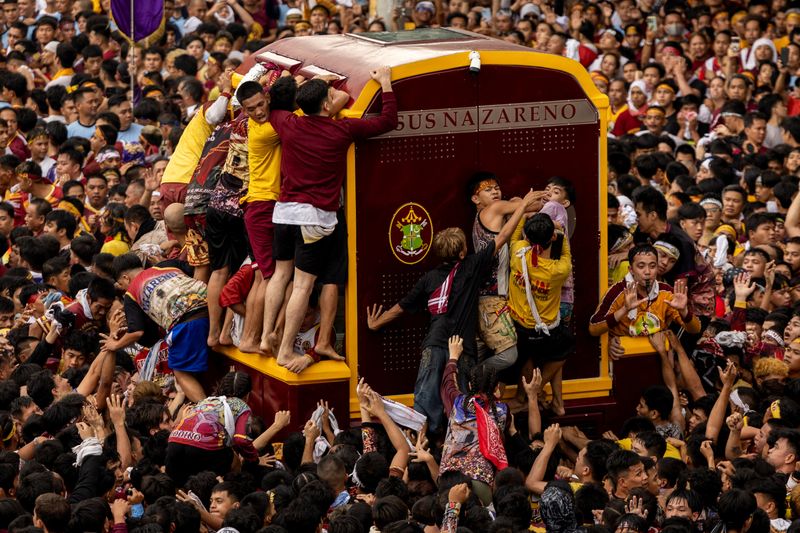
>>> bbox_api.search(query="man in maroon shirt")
[264,66,397,372]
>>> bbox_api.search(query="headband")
[656,83,676,94]
[654,240,680,260]
[646,107,666,116]
[610,232,634,254]
[700,198,723,209]
[763,329,785,346]
[2,424,14,442]
[473,179,498,195]
[294,21,311,30]
[590,71,609,84]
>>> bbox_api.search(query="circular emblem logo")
[389,202,433,265]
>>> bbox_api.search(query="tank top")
[472,212,509,297]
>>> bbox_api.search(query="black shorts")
[205,207,250,272]
[273,211,347,285]
[515,321,574,363]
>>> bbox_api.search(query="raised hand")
[544,423,561,447]
[624,281,647,312]
[273,410,291,429]
[726,412,743,432]
[522,368,542,397]
[666,278,688,312]
[719,360,738,388]
[108,394,126,427]
[448,336,463,361]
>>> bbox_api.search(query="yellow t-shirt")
[161,107,214,185]
[508,219,572,328]
[242,118,281,203]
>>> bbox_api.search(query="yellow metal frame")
[344,51,612,418]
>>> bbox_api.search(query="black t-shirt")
[399,241,496,357]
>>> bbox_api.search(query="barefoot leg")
[207,266,229,348]
[313,283,344,360]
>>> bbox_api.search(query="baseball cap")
[286,7,302,17]
[44,41,59,54]
[520,3,540,19]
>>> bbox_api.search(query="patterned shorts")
[185,229,209,267]
[478,295,517,353]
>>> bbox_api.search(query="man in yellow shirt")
[508,212,572,415]
[233,80,282,354]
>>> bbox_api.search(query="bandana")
[654,240,680,260]
[540,486,582,533]
[96,149,120,163]
[427,263,460,315]
[473,396,508,470]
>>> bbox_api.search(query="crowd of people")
[1,0,800,531]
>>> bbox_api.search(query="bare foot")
[207,332,221,348]
[219,331,233,346]
[278,352,313,373]
[259,331,279,356]
[550,400,566,417]
[238,340,267,355]
[313,343,345,361]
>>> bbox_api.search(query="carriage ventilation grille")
[377,135,457,164]
[500,126,577,154]
[380,271,426,373]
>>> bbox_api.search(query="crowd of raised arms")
[6,0,800,531]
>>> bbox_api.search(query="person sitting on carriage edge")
[367,189,540,435]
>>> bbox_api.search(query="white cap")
[44,41,59,54]
[286,7,302,17]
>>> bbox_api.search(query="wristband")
[734,301,747,309]
[447,502,461,512]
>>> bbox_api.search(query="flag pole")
[130,0,135,108]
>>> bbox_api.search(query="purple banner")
[111,0,164,42]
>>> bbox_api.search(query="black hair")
[373,496,409,530]
[634,430,667,458]
[718,488,757,531]
[641,385,674,421]
[216,371,252,398]
[605,450,643,486]
[111,252,143,280]
[43,210,76,240]
[633,185,668,220]
[296,79,330,116]
[522,213,555,249]
[236,80,264,104]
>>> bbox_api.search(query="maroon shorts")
[244,200,276,278]
[219,263,257,308]
[159,182,187,213]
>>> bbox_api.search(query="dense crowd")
[0,0,800,531]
